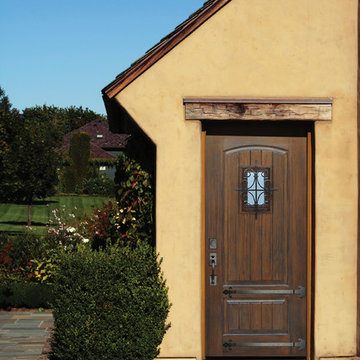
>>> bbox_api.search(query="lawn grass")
[0,195,114,234]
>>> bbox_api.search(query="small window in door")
[240,166,271,213]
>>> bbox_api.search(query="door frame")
[200,122,315,360]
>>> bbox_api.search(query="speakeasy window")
[235,164,276,218]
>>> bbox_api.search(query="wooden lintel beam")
[184,101,332,121]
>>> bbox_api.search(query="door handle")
[209,253,217,286]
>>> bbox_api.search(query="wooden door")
[205,135,307,358]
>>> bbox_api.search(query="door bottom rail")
[223,339,306,351]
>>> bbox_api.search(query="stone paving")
[0,311,53,360]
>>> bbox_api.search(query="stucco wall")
[113,0,358,359]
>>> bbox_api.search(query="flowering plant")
[0,232,56,284]
[114,152,154,246]
[46,205,89,249]
[79,201,116,248]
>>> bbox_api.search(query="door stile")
[306,131,313,360]
[202,131,206,360]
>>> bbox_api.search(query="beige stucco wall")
[113,0,358,359]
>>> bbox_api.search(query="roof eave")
[102,0,232,99]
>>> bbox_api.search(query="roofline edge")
[102,0,232,99]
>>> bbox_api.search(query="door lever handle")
[211,260,216,277]
[209,253,217,286]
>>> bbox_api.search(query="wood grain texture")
[185,102,332,121]
[205,135,307,358]
[224,300,288,334]
[223,147,288,284]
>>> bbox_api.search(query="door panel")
[205,136,307,358]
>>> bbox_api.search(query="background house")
[61,119,129,178]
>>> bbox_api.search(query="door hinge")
[223,338,305,351]
[223,286,306,298]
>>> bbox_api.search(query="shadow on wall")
[104,96,157,245]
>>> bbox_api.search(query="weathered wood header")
[183,98,332,121]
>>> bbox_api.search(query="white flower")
[82,238,89,243]
[67,227,76,233]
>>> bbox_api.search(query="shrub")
[51,242,170,360]
[0,204,88,286]
[0,232,52,284]
[75,173,115,196]
[79,201,116,249]
[0,282,54,308]
[45,206,88,250]
[114,153,154,246]
[0,232,58,308]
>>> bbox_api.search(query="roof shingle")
[61,119,129,159]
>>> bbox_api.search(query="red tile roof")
[61,119,129,159]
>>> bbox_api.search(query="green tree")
[60,105,106,133]
[0,86,11,114]
[0,103,61,225]
[0,86,11,154]
[21,104,106,135]
[0,87,15,197]
[61,132,91,192]
[0,86,105,224]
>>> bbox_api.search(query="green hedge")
[75,174,115,196]
[0,282,54,308]
[51,242,170,360]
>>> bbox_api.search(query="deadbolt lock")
[209,238,217,249]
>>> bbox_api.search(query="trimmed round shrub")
[51,242,171,360]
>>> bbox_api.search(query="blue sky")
[0,0,206,115]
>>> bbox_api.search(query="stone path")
[0,311,53,360]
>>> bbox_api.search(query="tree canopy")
[0,104,61,224]
[18,104,106,136]
[0,86,107,225]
